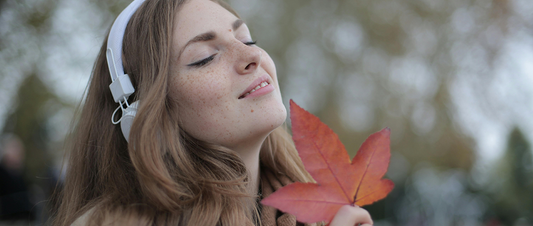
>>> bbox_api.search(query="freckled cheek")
[195,82,226,103]
[174,82,229,136]
[176,77,229,112]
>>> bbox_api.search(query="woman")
[53,0,373,225]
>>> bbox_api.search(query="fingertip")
[339,204,355,212]
[329,205,373,226]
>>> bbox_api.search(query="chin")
[262,99,287,133]
[269,110,287,132]
[246,99,286,138]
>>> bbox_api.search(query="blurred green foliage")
[489,128,533,223]
[3,74,58,186]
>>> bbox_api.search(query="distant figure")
[0,134,34,222]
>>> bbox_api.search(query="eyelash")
[244,41,257,46]
[188,54,216,67]
[187,40,257,68]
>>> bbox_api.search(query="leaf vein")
[353,144,377,203]
[311,136,351,202]
[355,186,382,203]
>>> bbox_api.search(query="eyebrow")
[232,19,244,31]
[178,19,245,59]
[187,32,217,46]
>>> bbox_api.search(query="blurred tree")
[0,72,67,223]
[0,0,65,222]
[1,73,61,187]
[489,128,533,224]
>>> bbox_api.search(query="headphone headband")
[106,0,146,142]
[106,0,145,103]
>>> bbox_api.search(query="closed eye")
[186,41,255,68]
[187,54,216,68]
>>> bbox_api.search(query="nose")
[235,44,262,75]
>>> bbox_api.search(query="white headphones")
[106,0,145,142]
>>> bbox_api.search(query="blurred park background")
[1,0,532,225]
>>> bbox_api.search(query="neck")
[243,149,261,196]
[232,139,264,196]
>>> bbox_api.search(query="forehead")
[174,0,238,48]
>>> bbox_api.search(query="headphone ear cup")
[120,101,139,142]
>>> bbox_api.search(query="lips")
[239,74,272,99]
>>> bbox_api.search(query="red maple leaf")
[261,100,394,224]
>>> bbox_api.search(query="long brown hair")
[52,0,312,225]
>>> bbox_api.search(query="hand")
[329,205,373,226]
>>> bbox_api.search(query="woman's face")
[169,0,286,151]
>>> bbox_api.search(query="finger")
[329,205,373,226]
